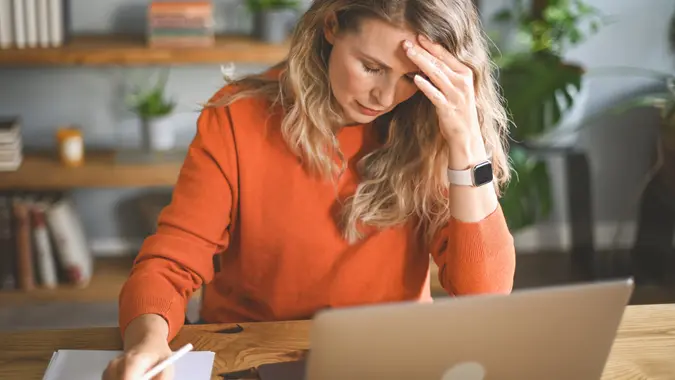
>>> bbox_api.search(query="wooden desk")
[2,304,675,380]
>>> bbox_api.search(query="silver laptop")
[258,278,634,380]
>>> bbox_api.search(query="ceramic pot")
[140,115,175,151]
[253,9,295,44]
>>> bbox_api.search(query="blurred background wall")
[0,0,671,256]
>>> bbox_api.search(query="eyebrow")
[359,51,418,76]
[360,52,392,69]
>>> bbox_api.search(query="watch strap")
[447,159,493,187]
[447,167,475,186]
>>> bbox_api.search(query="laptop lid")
[292,278,633,380]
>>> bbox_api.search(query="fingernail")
[404,43,416,56]
[403,40,413,49]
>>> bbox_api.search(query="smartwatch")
[447,160,493,187]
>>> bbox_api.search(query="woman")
[104,0,515,378]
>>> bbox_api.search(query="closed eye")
[362,63,383,75]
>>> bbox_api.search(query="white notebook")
[42,349,216,380]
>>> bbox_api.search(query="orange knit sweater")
[118,83,516,342]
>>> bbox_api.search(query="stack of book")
[0,117,22,171]
[147,0,215,48]
[0,0,66,50]
[0,193,94,292]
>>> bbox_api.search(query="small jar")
[56,127,84,167]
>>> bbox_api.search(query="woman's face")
[325,16,421,125]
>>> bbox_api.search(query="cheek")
[344,67,374,97]
[329,52,372,100]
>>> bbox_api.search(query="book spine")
[0,0,12,49]
[47,0,62,47]
[32,203,58,289]
[13,198,35,291]
[0,195,16,290]
[46,198,92,287]
[24,0,37,47]
[11,0,25,49]
[36,0,49,47]
[147,0,214,47]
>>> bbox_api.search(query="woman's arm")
[118,102,239,343]
[403,36,516,295]
[430,204,515,296]
[429,133,515,296]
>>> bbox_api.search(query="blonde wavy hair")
[210,0,510,245]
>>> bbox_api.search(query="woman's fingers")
[403,40,457,101]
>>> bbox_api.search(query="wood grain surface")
[0,151,183,190]
[1,304,675,380]
[0,35,289,66]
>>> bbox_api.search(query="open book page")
[43,349,215,380]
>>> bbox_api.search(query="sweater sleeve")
[118,104,238,342]
[430,204,516,296]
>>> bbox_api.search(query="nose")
[372,78,397,109]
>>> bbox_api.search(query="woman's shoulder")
[209,65,283,106]
[199,66,285,140]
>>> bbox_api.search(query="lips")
[356,102,385,117]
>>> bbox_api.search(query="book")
[45,197,93,287]
[42,349,216,380]
[11,0,25,48]
[0,117,23,171]
[12,198,35,291]
[24,0,38,47]
[47,0,64,47]
[31,201,59,289]
[0,0,12,49]
[147,0,215,48]
[37,0,50,47]
[0,195,16,290]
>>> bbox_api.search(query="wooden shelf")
[0,34,290,66]
[0,256,202,306]
[0,150,184,190]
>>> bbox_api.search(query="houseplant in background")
[246,0,300,44]
[600,70,675,282]
[491,0,605,231]
[556,8,675,282]
[126,69,176,153]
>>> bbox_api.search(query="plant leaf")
[500,146,552,231]
[499,53,584,142]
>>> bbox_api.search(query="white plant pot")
[141,115,175,151]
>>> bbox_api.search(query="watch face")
[472,161,493,186]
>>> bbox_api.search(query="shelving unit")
[0,15,292,301]
[0,256,203,306]
[0,150,184,190]
[0,34,290,66]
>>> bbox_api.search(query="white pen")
[139,343,194,380]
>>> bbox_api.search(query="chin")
[349,113,377,124]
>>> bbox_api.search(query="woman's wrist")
[123,314,170,351]
[443,131,498,222]
[445,132,489,171]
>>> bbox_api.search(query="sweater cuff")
[118,283,187,343]
[447,204,514,262]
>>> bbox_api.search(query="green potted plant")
[246,0,300,44]
[126,69,176,152]
[491,0,606,231]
